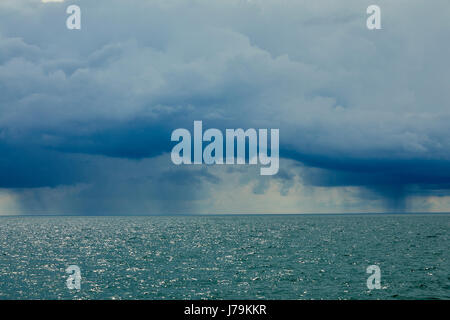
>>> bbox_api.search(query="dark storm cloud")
[288,151,450,211]
[285,149,450,186]
[1,0,450,213]
[47,119,172,159]
[0,142,89,188]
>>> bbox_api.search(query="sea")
[0,214,448,300]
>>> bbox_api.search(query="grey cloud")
[0,0,449,213]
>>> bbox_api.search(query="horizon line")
[1,212,450,217]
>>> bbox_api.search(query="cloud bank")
[1,0,450,214]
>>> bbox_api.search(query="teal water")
[0,214,448,300]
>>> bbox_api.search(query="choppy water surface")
[0,214,448,299]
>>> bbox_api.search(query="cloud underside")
[1,0,450,214]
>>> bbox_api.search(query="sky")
[0,0,450,215]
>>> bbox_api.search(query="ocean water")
[0,214,448,300]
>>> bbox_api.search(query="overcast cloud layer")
[1,0,450,214]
